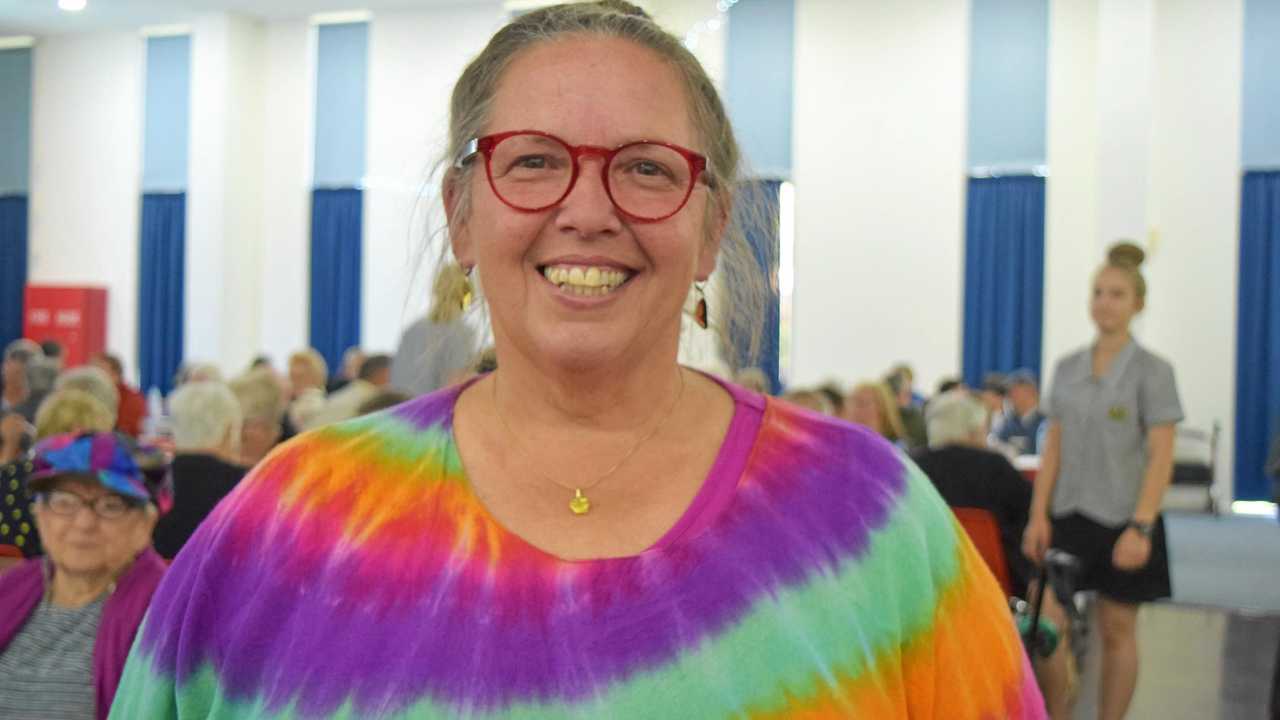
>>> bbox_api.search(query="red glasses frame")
[454,130,711,223]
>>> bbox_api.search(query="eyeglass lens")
[487,134,694,220]
[43,490,132,519]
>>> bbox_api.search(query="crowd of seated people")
[0,329,490,715]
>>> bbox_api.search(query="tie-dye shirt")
[111,378,1045,719]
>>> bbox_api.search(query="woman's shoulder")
[1129,340,1176,375]
[1053,345,1092,371]
[201,385,467,537]
[749,398,959,554]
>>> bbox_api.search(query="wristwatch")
[1126,519,1154,538]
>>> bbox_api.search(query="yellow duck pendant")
[569,488,591,516]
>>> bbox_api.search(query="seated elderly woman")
[228,368,286,467]
[152,381,247,559]
[910,390,1072,720]
[1,342,47,425]
[0,432,170,720]
[112,3,1044,718]
[0,388,118,569]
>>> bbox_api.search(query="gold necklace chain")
[491,368,687,516]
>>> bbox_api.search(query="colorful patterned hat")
[27,432,174,515]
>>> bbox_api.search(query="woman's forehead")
[488,36,695,147]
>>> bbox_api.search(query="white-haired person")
[1,341,46,424]
[111,3,1044,717]
[152,382,247,560]
[228,368,286,467]
[912,390,1072,719]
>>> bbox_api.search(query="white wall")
[1043,0,1103,371]
[186,13,266,375]
[791,0,970,391]
[361,4,503,356]
[27,32,144,381]
[1143,0,1243,502]
[256,19,313,367]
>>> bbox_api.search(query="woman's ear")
[444,171,475,268]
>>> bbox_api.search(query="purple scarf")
[0,548,167,720]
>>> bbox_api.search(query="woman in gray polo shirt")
[1022,242,1182,720]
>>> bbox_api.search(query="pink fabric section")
[650,378,766,550]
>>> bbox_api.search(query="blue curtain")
[1235,171,1280,501]
[728,180,781,393]
[962,175,1046,388]
[0,195,27,350]
[137,193,185,395]
[310,188,362,372]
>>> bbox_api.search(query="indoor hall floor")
[1071,602,1279,719]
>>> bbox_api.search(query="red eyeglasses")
[454,130,711,222]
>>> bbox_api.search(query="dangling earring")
[457,266,474,312]
[693,283,708,329]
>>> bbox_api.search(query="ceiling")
[0,0,500,36]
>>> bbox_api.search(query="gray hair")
[3,339,40,362]
[439,0,768,368]
[54,366,119,421]
[169,381,244,453]
[229,368,286,425]
[925,391,989,448]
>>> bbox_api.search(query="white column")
[1143,0,1243,505]
[362,4,502,356]
[187,13,267,375]
[256,19,314,366]
[1043,0,1102,370]
[791,0,970,391]
[1095,0,1155,245]
[27,33,144,380]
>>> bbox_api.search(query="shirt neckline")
[443,370,766,564]
[1088,337,1138,385]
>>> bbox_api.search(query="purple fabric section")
[91,433,117,474]
[0,560,44,648]
[139,383,909,715]
[0,549,168,720]
[93,548,167,719]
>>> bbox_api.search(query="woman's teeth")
[542,265,630,296]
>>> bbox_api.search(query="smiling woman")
[109,3,1045,718]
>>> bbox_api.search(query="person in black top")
[153,381,248,559]
[912,389,1073,719]
[911,390,1033,596]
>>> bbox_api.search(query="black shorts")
[1050,513,1171,604]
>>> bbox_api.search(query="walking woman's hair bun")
[1100,240,1148,308]
[1107,241,1146,269]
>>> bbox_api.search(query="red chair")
[952,507,1012,596]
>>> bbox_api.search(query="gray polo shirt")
[1045,339,1183,526]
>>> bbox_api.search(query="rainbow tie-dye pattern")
[111,381,1045,719]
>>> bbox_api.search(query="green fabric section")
[320,414,465,481]
[117,461,968,719]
